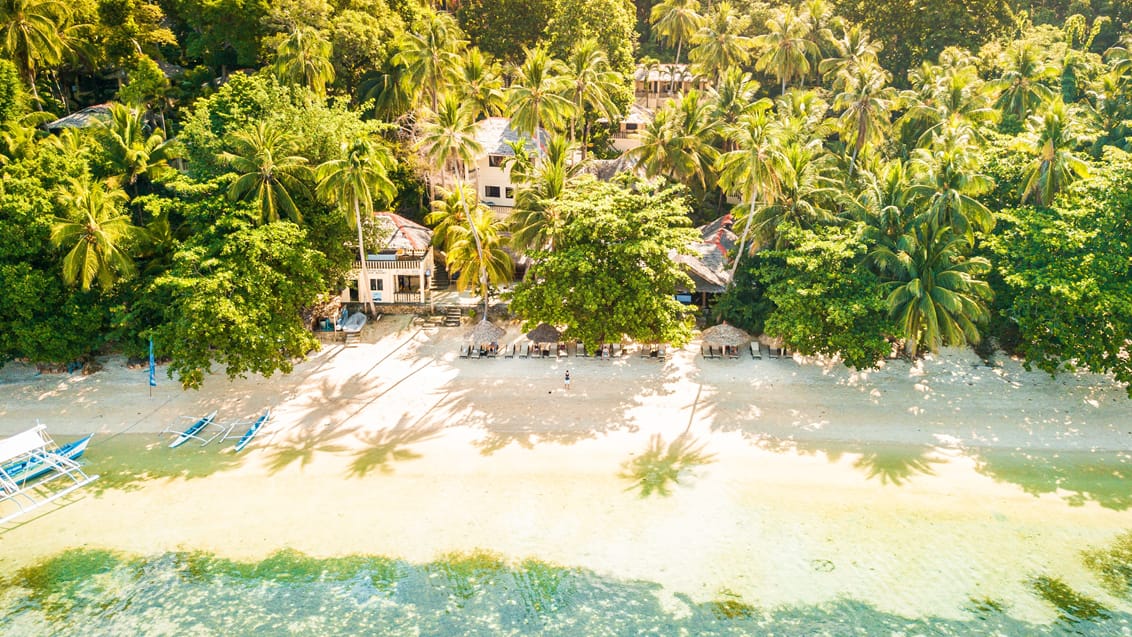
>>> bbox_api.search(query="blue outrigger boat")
[232,409,270,453]
[0,433,94,485]
[167,410,219,448]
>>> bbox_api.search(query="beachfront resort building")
[672,215,738,307]
[633,63,705,104]
[607,103,653,153]
[471,117,549,212]
[341,212,435,306]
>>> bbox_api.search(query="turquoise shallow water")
[2,545,1131,636]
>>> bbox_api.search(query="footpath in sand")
[1,316,1131,623]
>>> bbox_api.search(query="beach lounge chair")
[612,343,622,358]
[504,344,516,358]
[640,345,652,359]
[470,347,481,359]
[520,343,530,358]
[750,342,762,359]
[768,347,780,359]
[459,345,469,359]
[701,344,710,358]
[576,341,587,357]
[657,345,667,361]
[558,342,569,358]
[727,345,739,359]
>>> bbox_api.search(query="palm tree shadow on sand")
[852,447,945,486]
[620,433,716,497]
[265,423,361,474]
[347,419,443,478]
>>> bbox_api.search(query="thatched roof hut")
[526,323,562,343]
[701,322,751,346]
[466,320,505,345]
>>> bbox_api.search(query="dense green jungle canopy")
[0,0,1128,394]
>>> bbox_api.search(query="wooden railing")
[392,292,424,303]
[357,258,427,271]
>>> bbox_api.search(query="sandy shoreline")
[0,316,1128,452]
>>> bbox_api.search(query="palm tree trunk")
[458,168,491,320]
[355,198,374,315]
[672,42,683,94]
[728,196,757,285]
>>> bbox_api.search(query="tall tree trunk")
[459,168,491,321]
[672,42,683,94]
[728,196,757,285]
[355,198,374,315]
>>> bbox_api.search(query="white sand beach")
[1,317,1131,623]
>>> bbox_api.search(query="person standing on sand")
[564,370,571,391]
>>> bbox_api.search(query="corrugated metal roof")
[474,117,549,157]
[44,104,113,130]
[375,212,432,252]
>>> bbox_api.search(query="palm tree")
[899,61,998,146]
[716,104,781,282]
[908,127,995,245]
[834,62,896,175]
[445,200,513,310]
[507,46,572,139]
[509,135,580,252]
[316,137,397,314]
[989,42,1055,122]
[424,184,473,251]
[753,6,819,94]
[1020,97,1089,206]
[393,11,463,112]
[875,224,992,357]
[0,0,68,104]
[51,176,146,291]
[818,24,881,89]
[688,2,753,85]
[650,0,703,89]
[99,103,178,196]
[564,39,621,158]
[274,27,335,97]
[708,68,761,135]
[845,158,916,271]
[458,47,504,121]
[627,90,718,191]
[639,56,662,109]
[747,140,840,248]
[415,92,482,190]
[219,122,314,224]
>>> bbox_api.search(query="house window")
[485,185,501,198]
[625,123,638,132]
[370,279,383,291]
[505,187,514,199]
[488,155,505,167]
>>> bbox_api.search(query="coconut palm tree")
[51,176,146,291]
[1020,97,1089,206]
[845,158,916,272]
[818,24,881,90]
[507,46,572,140]
[899,61,998,146]
[716,103,782,282]
[747,140,839,248]
[393,10,463,112]
[650,0,703,90]
[908,126,994,244]
[708,68,762,134]
[0,0,68,104]
[509,135,579,252]
[753,6,819,94]
[274,26,335,97]
[425,184,474,251]
[628,90,718,191]
[834,62,896,175]
[875,224,992,357]
[989,42,1055,122]
[458,47,504,121]
[219,122,314,224]
[415,92,482,191]
[563,39,621,158]
[445,200,513,310]
[99,103,178,196]
[688,2,753,85]
[316,137,397,314]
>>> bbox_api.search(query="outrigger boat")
[164,410,220,448]
[229,409,271,453]
[0,434,93,486]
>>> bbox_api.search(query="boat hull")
[1,434,93,484]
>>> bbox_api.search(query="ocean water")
[2,435,1132,636]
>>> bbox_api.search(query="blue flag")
[148,337,157,387]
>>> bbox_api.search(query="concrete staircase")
[443,306,462,327]
[430,262,451,290]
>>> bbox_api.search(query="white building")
[608,103,653,153]
[471,117,548,211]
[341,212,434,305]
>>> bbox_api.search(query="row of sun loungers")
[460,342,663,360]
[697,343,794,360]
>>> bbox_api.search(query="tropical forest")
[0,0,1129,395]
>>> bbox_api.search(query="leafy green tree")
[328,8,402,89]
[650,0,702,76]
[547,0,637,79]
[152,219,328,389]
[164,0,268,72]
[95,0,177,68]
[986,150,1132,395]
[455,0,551,65]
[316,136,397,314]
[747,140,839,248]
[507,46,572,138]
[273,26,335,97]
[875,223,992,357]
[759,224,893,369]
[0,0,69,103]
[688,2,753,84]
[219,121,314,224]
[1020,97,1090,206]
[753,6,819,93]
[51,176,147,291]
[510,176,698,349]
[393,9,463,111]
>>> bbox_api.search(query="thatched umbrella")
[526,322,562,343]
[466,320,505,346]
[701,321,751,347]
